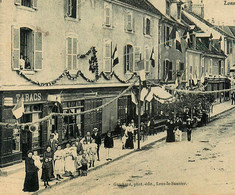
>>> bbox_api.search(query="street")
[42,109,235,195]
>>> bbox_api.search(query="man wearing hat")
[47,133,58,154]
[91,128,102,161]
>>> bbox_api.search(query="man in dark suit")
[91,128,102,161]
[47,134,58,154]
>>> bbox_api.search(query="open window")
[15,0,37,9]
[124,44,134,72]
[163,60,173,81]
[12,26,43,71]
[65,0,81,20]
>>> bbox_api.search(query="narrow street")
[42,109,235,195]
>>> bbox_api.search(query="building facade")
[0,0,160,167]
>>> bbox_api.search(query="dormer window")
[166,1,171,16]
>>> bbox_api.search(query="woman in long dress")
[64,143,76,177]
[54,145,65,180]
[166,119,175,142]
[125,123,134,149]
[23,151,39,192]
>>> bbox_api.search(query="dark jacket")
[25,157,38,173]
[92,133,102,145]
[104,136,114,148]
[76,142,83,154]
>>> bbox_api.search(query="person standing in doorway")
[91,128,102,161]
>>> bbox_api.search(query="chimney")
[209,33,213,51]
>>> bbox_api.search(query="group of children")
[31,138,99,188]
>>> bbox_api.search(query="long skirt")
[64,156,76,173]
[125,132,134,149]
[166,129,175,142]
[54,159,65,175]
[23,171,39,192]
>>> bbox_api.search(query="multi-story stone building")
[0,0,161,167]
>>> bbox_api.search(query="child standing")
[42,158,50,188]
[80,153,88,176]
[54,145,64,180]
[104,132,114,161]
[90,139,97,167]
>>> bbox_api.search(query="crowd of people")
[23,128,112,192]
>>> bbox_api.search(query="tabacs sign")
[15,93,44,103]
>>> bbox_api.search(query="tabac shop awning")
[145,87,174,104]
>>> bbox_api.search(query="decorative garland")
[17,69,137,86]
[0,78,138,128]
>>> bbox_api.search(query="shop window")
[12,128,20,152]
[62,101,83,141]
[14,0,37,9]
[118,97,128,122]
[84,99,102,135]
[124,44,134,72]
[104,40,112,72]
[104,2,112,27]
[12,27,42,71]
[66,37,78,70]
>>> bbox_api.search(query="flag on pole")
[200,74,205,84]
[175,77,178,88]
[165,73,168,83]
[150,47,155,67]
[131,91,138,105]
[140,88,149,101]
[12,97,24,119]
[112,44,119,67]
[145,90,153,102]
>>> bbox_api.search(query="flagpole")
[137,76,141,150]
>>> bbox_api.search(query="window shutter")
[150,19,153,36]
[14,0,21,5]
[163,25,166,46]
[163,60,166,80]
[124,12,127,31]
[34,32,43,71]
[77,0,81,20]
[11,26,20,70]
[134,46,141,72]
[72,38,77,70]
[143,17,146,35]
[66,37,72,70]
[124,45,127,72]
[104,41,111,72]
[133,17,135,32]
[127,13,132,31]
[32,0,37,9]
[65,0,72,17]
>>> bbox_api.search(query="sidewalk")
[0,100,234,195]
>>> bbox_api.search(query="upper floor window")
[12,26,42,71]
[65,0,80,20]
[227,40,233,54]
[201,58,205,75]
[143,17,152,36]
[144,46,150,72]
[14,0,37,9]
[166,1,171,16]
[164,25,171,46]
[163,60,173,81]
[104,3,112,27]
[124,11,134,32]
[66,37,78,70]
[104,40,112,72]
[124,44,133,72]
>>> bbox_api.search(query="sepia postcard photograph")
[0,0,235,194]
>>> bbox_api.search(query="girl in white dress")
[64,143,76,177]
[32,150,42,179]
[90,139,97,167]
[54,145,65,180]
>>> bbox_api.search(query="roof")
[182,9,235,39]
[228,26,235,37]
[116,0,163,16]
[217,26,235,38]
